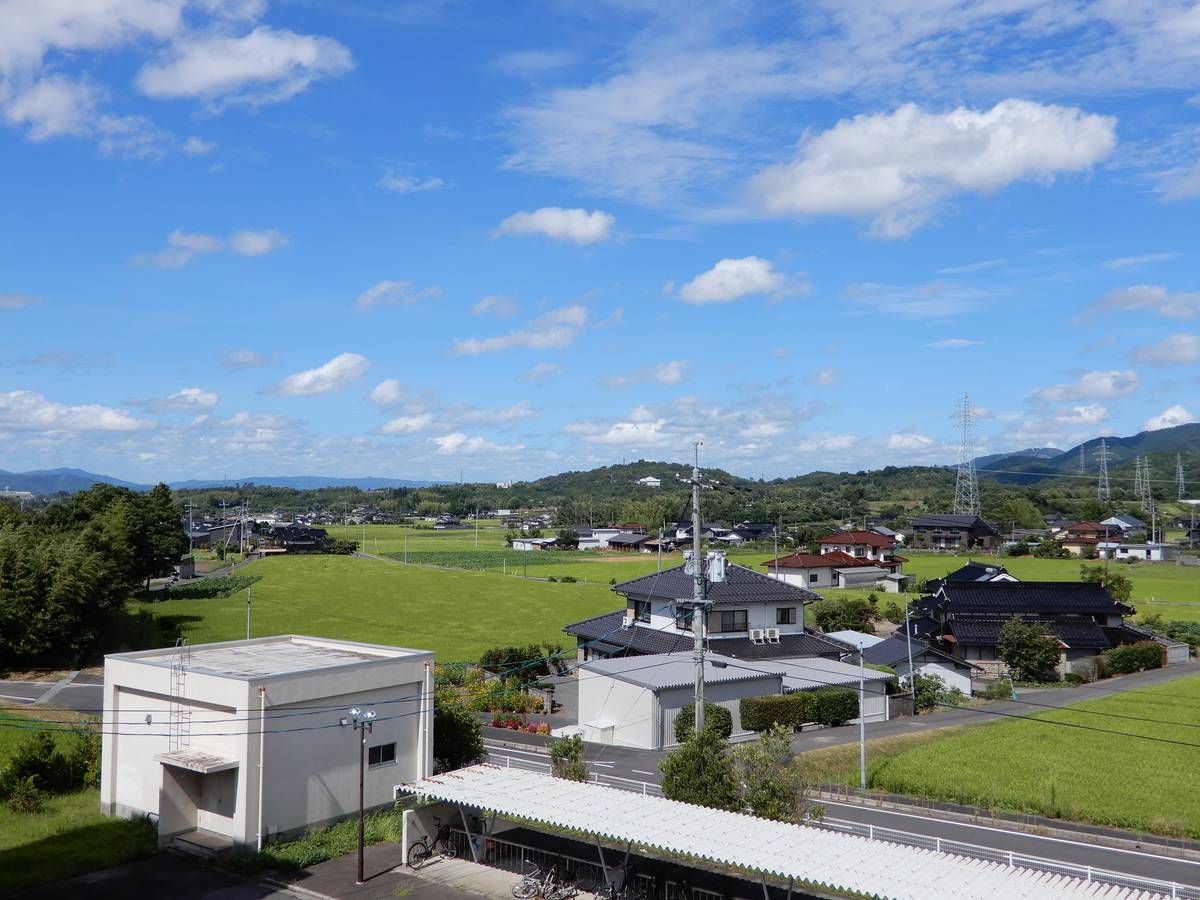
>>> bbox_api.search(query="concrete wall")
[892,659,973,695]
[578,674,656,749]
[657,676,782,747]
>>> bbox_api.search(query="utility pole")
[246,585,252,640]
[1096,439,1111,502]
[903,592,915,694]
[773,524,779,581]
[690,441,707,737]
[857,645,867,790]
[344,706,376,885]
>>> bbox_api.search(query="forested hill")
[983,422,1200,483]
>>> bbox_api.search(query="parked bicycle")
[406,817,457,869]
[512,861,585,899]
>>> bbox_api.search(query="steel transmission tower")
[1078,445,1087,474]
[1096,439,1112,501]
[1139,456,1154,510]
[952,394,981,517]
[1133,456,1144,497]
[1178,453,1187,501]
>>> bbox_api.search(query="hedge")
[674,703,733,743]
[1103,641,1163,675]
[739,694,814,732]
[811,687,858,726]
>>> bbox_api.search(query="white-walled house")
[817,530,899,562]
[1097,542,1175,562]
[564,563,849,662]
[762,550,908,593]
[636,476,662,488]
[101,636,433,853]
[860,635,979,695]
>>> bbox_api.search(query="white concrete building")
[101,636,433,852]
[1097,541,1175,562]
[636,476,661,488]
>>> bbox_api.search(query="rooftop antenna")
[1095,439,1112,501]
[952,393,981,517]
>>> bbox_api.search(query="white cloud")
[844,281,983,319]
[183,135,216,156]
[522,362,563,382]
[754,100,1116,238]
[219,348,275,370]
[450,401,538,425]
[0,390,151,432]
[160,386,219,410]
[432,432,523,455]
[471,295,519,318]
[0,292,39,310]
[1144,404,1198,431]
[377,171,447,194]
[605,360,689,389]
[937,259,1006,275]
[136,26,353,108]
[228,228,287,256]
[885,432,933,451]
[925,338,983,349]
[133,228,285,267]
[382,414,435,435]
[367,379,406,407]
[355,280,442,313]
[1034,370,1140,402]
[1132,333,1200,366]
[1080,285,1200,321]
[276,352,369,396]
[803,367,837,386]
[497,207,614,245]
[492,49,578,78]
[564,418,674,448]
[452,305,589,355]
[1055,404,1108,426]
[1156,162,1200,202]
[1102,252,1178,270]
[677,257,789,304]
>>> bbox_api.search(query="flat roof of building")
[580,651,780,691]
[106,635,429,680]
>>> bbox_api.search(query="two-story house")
[563,563,848,662]
[761,549,908,592]
[816,530,898,562]
[909,514,1001,551]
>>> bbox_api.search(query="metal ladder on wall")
[168,638,192,752]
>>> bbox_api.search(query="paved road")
[15,853,297,900]
[0,672,103,713]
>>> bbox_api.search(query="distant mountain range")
[0,469,437,495]
[3,422,1198,497]
[980,422,1200,484]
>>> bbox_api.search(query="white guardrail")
[486,751,1200,900]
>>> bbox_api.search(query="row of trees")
[0,484,188,667]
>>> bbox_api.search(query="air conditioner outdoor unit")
[621,612,635,629]
[750,628,765,644]
[765,627,781,643]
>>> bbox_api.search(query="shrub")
[0,731,74,797]
[559,576,577,583]
[740,694,813,732]
[674,703,733,743]
[980,678,1014,700]
[1063,672,1086,685]
[1103,641,1163,675]
[911,671,963,712]
[6,775,44,813]
[810,688,858,726]
[660,731,740,811]
[549,734,588,781]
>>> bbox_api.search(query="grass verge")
[224,810,405,877]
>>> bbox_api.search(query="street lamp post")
[342,706,377,884]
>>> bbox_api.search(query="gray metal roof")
[612,563,821,605]
[580,651,782,691]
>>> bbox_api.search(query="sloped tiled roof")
[818,530,895,548]
[861,635,979,669]
[612,563,821,605]
[934,581,1132,616]
[948,617,1111,649]
[910,514,999,534]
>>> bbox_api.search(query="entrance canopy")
[155,749,239,775]
[398,765,1162,900]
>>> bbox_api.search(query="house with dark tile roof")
[562,562,848,663]
[911,580,1140,678]
[909,514,1001,551]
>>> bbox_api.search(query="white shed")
[100,635,434,853]
[861,635,979,696]
[576,652,782,749]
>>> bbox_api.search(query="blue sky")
[2,1,1199,483]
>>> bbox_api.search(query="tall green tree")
[997,617,1060,682]
[659,731,739,811]
[732,724,814,823]
[549,734,588,782]
[1079,564,1132,602]
[433,704,484,773]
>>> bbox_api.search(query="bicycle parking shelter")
[396,764,1174,900]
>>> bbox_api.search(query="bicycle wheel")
[407,842,432,869]
[438,839,458,859]
[512,879,540,899]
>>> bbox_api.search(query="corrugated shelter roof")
[397,766,1161,900]
[612,563,820,605]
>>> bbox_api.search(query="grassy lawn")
[0,710,156,894]
[138,554,618,662]
[799,674,1200,837]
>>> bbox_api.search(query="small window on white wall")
[368,742,396,767]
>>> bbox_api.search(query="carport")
[396,765,1156,900]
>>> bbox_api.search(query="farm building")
[100,636,434,854]
[510,536,557,551]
